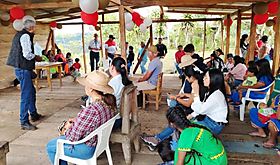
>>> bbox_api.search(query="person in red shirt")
[175,45,185,78]
[71,58,81,81]
[72,58,81,71]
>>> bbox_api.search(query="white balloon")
[144,17,152,27]
[13,19,24,31]
[125,12,132,23]
[139,23,147,33]
[79,0,99,14]
[125,22,134,31]
[22,15,36,23]
[1,12,10,21]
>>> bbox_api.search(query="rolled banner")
[13,19,24,31]
[79,0,99,14]
[1,11,10,21]
[143,17,152,27]
[125,21,134,31]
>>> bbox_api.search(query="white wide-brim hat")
[178,55,197,68]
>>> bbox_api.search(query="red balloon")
[223,18,233,26]
[268,1,278,14]
[49,21,57,28]
[81,11,98,25]
[132,12,141,22]
[134,18,144,26]
[254,13,269,24]
[10,7,25,19]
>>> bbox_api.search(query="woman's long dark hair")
[166,106,216,138]
[256,59,274,81]
[233,55,243,67]
[240,34,248,47]
[95,90,117,111]
[206,69,227,101]
[184,65,207,101]
[111,57,132,86]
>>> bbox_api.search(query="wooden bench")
[142,73,163,110]
[0,141,9,165]
[110,84,140,165]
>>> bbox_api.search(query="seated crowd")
[45,39,279,165]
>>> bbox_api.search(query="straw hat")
[178,55,197,68]
[77,70,114,94]
[147,45,158,54]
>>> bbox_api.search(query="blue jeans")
[140,60,147,74]
[15,68,38,124]
[196,116,225,135]
[46,136,96,165]
[175,63,183,76]
[127,61,132,74]
[155,126,175,142]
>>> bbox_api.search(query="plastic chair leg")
[142,93,146,109]
[133,137,140,153]
[106,147,113,165]
[240,98,246,121]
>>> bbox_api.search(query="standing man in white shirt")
[88,33,101,71]
[6,19,43,130]
[105,35,117,65]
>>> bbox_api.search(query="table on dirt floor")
[35,62,63,91]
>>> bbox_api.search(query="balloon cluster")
[125,11,152,33]
[0,7,36,31]
[253,1,279,25]
[79,0,110,26]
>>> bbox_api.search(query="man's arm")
[138,71,152,82]
[20,34,35,60]
[164,45,167,56]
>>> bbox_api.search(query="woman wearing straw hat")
[46,70,117,165]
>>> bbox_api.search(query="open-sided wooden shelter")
[0,0,279,89]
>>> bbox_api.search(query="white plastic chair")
[239,81,274,121]
[54,114,120,165]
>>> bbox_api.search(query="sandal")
[262,142,275,148]
[248,132,267,138]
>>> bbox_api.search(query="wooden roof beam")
[166,10,230,15]
[0,2,77,10]
[230,5,252,17]
[168,4,249,9]
[35,7,80,20]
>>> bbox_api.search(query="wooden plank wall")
[0,23,50,89]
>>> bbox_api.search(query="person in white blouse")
[88,33,101,71]
[187,69,228,135]
[108,57,132,129]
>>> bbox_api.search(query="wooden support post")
[203,21,207,58]
[247,7,256,63]
[119,5,126,61]
[82,24,87,73]
[51,29,56,55]
[150,25,153,45]
[133,38,151,74]
[272,0,280,76]
[225,14,231,58]
[221,20,224,53]
[45,29,52,51]
[235,10,242,56]
[99,23,104,59]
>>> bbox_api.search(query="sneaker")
[21,122,37,130]
[146,143,157,151]
[140,136,159,147]
[31,114,44,122]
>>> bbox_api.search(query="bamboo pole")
[82,24,87,73]
[221,20,224,53]
[235,10,242,56]
[272,0,280,76]
[150,25,153,45]
[203,21,207,58]
[225,14,231,58]
[45,29,52,51]
[119,5,127,61]
[247,7,256,63]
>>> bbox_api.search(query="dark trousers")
[90,51,100,71]
[108,53,114,65]
[15,68,38,124]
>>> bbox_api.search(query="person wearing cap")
[156,37,167,58]
[6,19,43,130]
[105,35,117,64]
[88,33,101,71]
[135,45,163,91]
[46,70,117,165]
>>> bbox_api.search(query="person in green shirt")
[267,67,280,106]
[166,106,227,165]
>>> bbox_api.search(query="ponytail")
[111,57,132,86]
[95,90,117,111]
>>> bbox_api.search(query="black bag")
[157,137,174,163]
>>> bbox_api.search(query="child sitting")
[70,58,81,81]
[231,66,258,105]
